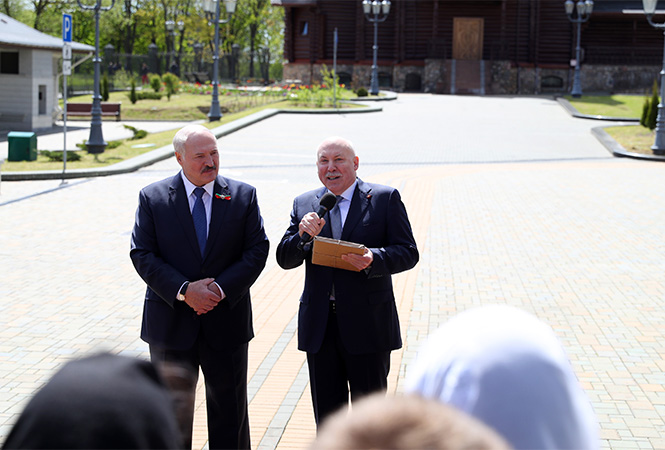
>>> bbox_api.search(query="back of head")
[2,353,181,449]
[311,393,511,450]
[405,305,599,450]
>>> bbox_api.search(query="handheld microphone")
[297,192,338,250]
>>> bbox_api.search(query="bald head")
[316,136,359,195]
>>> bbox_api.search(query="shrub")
[137,91,163,100]
[40,150,81,162]
[76,140,122,151]
[162,72,180,100]
[356,87,368,97]
[641,96,649,128]
[123,124,148,140]
[129,78,137,104]
[101,73,109,102]
[321,64,341,104]
[149,74,162,93]
[647,79,660,131]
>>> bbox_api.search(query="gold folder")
[311,236,367,272]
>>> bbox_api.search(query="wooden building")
[271,0,664,95]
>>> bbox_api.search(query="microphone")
[297,192,338,250]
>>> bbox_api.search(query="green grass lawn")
[566,94,659,156]
[604,125,656,156]
[63,90,286,121]
[565,94,645,118]
[5,91,366,172]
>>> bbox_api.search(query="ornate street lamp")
[643,0,665,155]
[564,0,593,98]
[203,0,236,121]
[165,19,184,73]
[77,0,115,154]
[362,0,390,95]
[193,42,204,72]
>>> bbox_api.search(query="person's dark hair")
[2,353,182,449]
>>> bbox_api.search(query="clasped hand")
[184,278,222,315]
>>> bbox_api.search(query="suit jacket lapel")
[342,179,372,240]
[169,174,201,258]
[205,176,231,259]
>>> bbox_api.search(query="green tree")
[129,76,137,104]
[647,80,660,131]
[641,96,649,128]
[101,73,110,101]
[232,0,283,79]
[162,72,179,100]
[150,73,162,93]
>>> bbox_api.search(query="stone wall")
[283,61,661,95]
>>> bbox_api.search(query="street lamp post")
[165,19,184,73]
[203,0,236,121]
[362,0,390,96]
[193,42,204,72]
[643,0,665,155]
[564,0,593,98]
[77,0,115,154]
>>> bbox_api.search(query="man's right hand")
[298,212,326,239]
[184,278,221,315]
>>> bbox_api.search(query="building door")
[38,85,47,115]
[452,18,485,94]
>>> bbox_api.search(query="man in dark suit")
[130,124,269,449]
[276,136,419,427]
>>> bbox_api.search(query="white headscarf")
[405,305,599,450]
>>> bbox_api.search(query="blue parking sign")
[62,14,72,42]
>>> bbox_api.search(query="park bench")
[184,72,209,84]
[65,102,121,121]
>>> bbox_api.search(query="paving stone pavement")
[1,94,664,449]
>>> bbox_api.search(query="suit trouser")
[150,332,250,450]
[306,301,391,428]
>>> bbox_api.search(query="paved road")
[1,94,664,449]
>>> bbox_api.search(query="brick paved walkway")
[1,94,664,449]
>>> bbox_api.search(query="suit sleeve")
[130,189,184,309]
[214,187,269,309]
[366,189,419,278]
[276,198,308,270]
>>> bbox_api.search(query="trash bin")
[8,131,37,161]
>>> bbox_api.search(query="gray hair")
[173,124,213,155]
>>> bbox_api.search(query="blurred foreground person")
[406,305,599,450]
[311,392,511,449]
[2,353,181,449]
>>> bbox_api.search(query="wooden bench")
[65,102,121,121]
[185,72,209,84]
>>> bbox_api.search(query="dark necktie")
[192,187,207,256]
[330,196,343,240]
